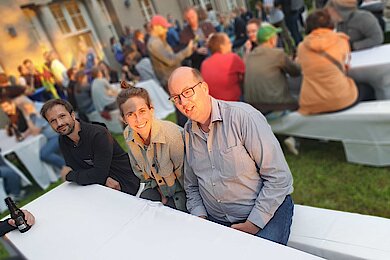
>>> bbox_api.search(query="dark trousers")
[207,195,294,245]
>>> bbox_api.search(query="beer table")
[349,44,390,100]
[0,129,58,190]
[5,183,320,260]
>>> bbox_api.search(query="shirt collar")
[190,96,222,135]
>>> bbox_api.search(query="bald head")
[168,66,211,125]
[168,67,202,91]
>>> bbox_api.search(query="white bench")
[268,101,390,166]
[289,205,390,259]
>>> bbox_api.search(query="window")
[64,1,87,30]
[138,0,156,21]
[49,3,71,34]
[227,0,237,11]
[49,1,88,35]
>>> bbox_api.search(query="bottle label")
[17,223,27,230]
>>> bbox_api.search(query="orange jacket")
[297,28,358,115]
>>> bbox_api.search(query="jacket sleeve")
[66,131,113,185]
[0,219,16,236]
[147,38,192,67]
[352,12,384,50]
[281,52,301,77]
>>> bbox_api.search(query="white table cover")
[5,183,320,260]
[268,101,390,166]
[0,130,58,189]
[289,205,390,260]
[349,44,390,100]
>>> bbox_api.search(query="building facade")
[0,0,246,76]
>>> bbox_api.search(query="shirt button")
[217,200,221,203]
[212,183,215,186]
[211,165,215,169]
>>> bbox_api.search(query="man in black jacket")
[40,99,140,195]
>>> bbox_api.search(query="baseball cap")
[150,15,172,28]
[257,25,282,44]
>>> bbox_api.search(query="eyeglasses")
[168,82,202,104]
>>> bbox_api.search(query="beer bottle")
[12,125,24,142]
[4,197,31,233]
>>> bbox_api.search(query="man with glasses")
[167,66,294,245]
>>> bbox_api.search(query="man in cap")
[168,66,294,245]
[147,15,194,90]
[327,0,383,50]
[244,24,301,108]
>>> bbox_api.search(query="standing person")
[327,0,384,50]
[134,30,148,57]
[201,33,245,101]
[147,15,193,89]
[117,86,186,211]
[232,8,248,49]
[167,67,294,245]
[275,0,304,45]
[180,7,216,70]
[297,9,359,115]
[40,99,140,195]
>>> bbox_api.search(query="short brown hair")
[305,9,334,34]
[40,99,74,121]
[207,32,228,54]
[247,18,261,27]
[117,84,152,117]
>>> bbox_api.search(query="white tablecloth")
[349,44,390,99]
[0,130,58,189]
[289,205,390,259]
[5,183,320,260]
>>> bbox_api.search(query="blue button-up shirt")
[183,97,293,228]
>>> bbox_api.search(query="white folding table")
[5,183,320,260]
[0,129,58,190]
[349,44,390,100]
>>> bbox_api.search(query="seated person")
[1,99,66,173]
[0,209,35,236]
[74,70,100,123]
[200,33,245,102]
[297,9,359,115]
[327,0,383,50]
[90,68,123,133]
[117,86,186,211]
[244,25,301,109]
[40,99,140,195]
[0,157,24,201]
[243,18,261,56]
[97,61,119,84]
[168,67,294,245]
